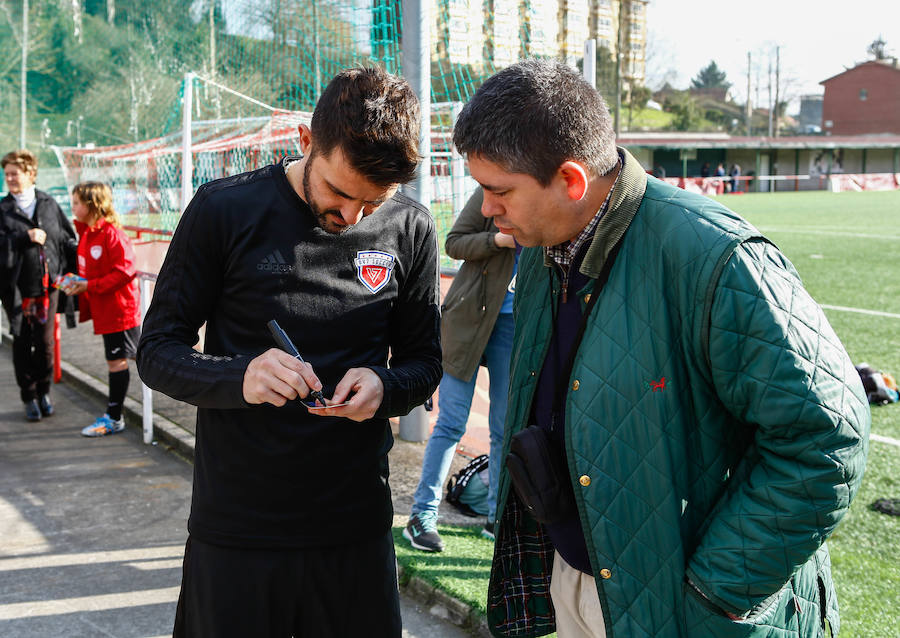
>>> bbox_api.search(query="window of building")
[859,88,868,101]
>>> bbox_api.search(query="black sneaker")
[403,511,445,552]
[481,521,495,541]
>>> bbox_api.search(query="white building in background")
[491,0,523,67]
[561,0,590,66]
[442,0,485,65]
[434,0,648,86]
[527,0,560,59]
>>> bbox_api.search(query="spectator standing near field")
[0,149,77,422]
[452,59,869,638]
[730,163,742,193]
[405,187,518,551]
[714,162,727,192]
[62,182,141,437]
[137,67,441,638]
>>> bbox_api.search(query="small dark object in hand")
[871,498,900,516]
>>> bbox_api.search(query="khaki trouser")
[550,550,607,638]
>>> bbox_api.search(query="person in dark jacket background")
[404,187,517,552]
[137,67,441,638]
[0,149,77,422]
[453,60,869,638]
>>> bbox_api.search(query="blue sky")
[645,0,900,112]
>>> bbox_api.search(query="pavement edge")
[399,567,493,638]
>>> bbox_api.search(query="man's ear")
[297,124,313,155]
[558,161,589,201]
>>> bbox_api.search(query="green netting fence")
[45,0,515,264]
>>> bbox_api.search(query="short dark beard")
[302,151,347,234]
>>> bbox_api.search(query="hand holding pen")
[240,321,326,408]
[267,320,326,407]
[243,320,385,421]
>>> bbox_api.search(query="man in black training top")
[137,67,442,638]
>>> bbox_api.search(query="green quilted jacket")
[487,149,870,638]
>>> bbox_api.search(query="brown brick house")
[820,60,900,135]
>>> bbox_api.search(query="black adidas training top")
[137,160,442,548]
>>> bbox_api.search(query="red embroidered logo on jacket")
[649,377,666,392]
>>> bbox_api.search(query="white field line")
[756,227,900,241]
[820,304,900,320]
[871,433,900,448]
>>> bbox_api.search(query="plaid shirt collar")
[546,154,622,271]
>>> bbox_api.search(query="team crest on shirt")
[90,245,102,260]
[354,250,396,294]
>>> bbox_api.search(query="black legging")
[12,289,58,402]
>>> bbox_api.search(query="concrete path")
[0,345,474,637]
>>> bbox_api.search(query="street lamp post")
[20,0,28,148]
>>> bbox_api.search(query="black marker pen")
[267,319,327,406]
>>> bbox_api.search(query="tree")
[625,85,652,129]
[867,36,888,60]
[691,60,731,90]
[667,92,702,131]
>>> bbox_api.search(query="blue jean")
[411,313,514,523]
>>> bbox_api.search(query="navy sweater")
[531,249,595,574]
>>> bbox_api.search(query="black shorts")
[173,532,401,638]
[101,326,141,361]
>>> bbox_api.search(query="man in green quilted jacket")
[452,59,870,638]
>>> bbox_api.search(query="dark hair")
[453,59,617,185]
[1,149,38,176]
[311,67,421,187]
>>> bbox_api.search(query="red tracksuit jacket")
[74,218,141,335]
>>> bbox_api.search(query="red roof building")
[820,60,900,135]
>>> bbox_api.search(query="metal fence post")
[139,275,154,444]
[398,404,429,442]
[398,0,432,443]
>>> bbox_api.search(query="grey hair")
[453,59,617,185]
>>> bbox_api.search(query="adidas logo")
[257,249,294,273]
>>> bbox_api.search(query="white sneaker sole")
[81,424,125,437]
[402,526,443,552]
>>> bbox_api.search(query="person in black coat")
[1,149,77,421]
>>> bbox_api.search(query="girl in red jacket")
[63,182,141,436]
